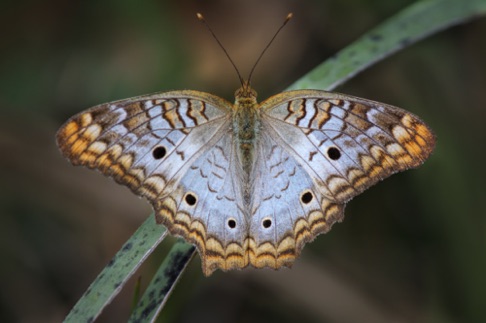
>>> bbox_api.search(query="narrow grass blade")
[128,240,196,322]
[64,215,167,323]
[287,0,486,92]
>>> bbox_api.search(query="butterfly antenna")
[197,13,244,87]
[247,13,293,84]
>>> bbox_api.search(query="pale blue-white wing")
[57,91,250,277]
[253,90,435,266]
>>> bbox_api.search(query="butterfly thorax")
[233,85,260,204]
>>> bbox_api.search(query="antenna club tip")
[196,13,204,21]
[286,13,293,21]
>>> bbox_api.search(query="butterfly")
[56,14,435,276]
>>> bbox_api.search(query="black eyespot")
[228,219,236,229]
[153,146,167,159]
[301,191,313,204]
[185,193,197,206]
[262,218,272,228]
[327,147,341,160]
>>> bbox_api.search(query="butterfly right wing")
[250,90,435,269]
[56,90,232,212]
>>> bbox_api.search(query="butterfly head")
[235,80,258,102]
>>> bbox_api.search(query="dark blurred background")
[1,0,485,322]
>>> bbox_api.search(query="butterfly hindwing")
[248,132,344,270]
[155,133,250,275]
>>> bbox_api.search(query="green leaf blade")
[287,0,486,92]
[64,215,167,323]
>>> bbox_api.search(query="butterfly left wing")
[57,91,254,276]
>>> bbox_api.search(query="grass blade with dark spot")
[128,240,196,322]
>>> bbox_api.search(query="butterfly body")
[57,85,435,276]
[232,85,260,202]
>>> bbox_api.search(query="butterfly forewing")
[261,90,435,204]
[56,90,232,202]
